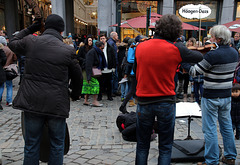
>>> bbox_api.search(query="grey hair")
[209,25,231,45]
[110,32,117,38]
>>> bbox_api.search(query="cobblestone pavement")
[0,79,240,165]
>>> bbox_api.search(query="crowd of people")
[0,13,240,165]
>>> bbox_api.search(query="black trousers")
[97,72,112,98]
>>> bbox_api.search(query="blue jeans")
[120,82,128,99]
[136,102,176,165]
[201,97,237,165]
[0,80,13,103]
[194,82,203,104]
[23,112,66,165]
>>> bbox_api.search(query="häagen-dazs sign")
[179,4,211,19]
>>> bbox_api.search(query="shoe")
[92,104,103,107]
[235,135,239,140]
[83,103,91,106]
[128,100,136,107]
[222,156,235,165]
[6,102,12,106]
[113,92,121,96]
[0,104,3,111]
[97,97,102,101]
[107,97,113,101]
[119,105,128,114]
[119,78,128,84]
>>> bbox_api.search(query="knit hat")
[45,14,65,32]
[232,83,240,90]
[0,36,7,46]
[135,35,147,42]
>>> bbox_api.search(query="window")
[236,2,240,20]
[121,1,158,21]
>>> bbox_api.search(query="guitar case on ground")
[171,139,222,162]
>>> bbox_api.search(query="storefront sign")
[179,4,211,19]
[229,24,240,29]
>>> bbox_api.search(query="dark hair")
[155,14,182,42]
[84,36,93,51]
[99,33,107,38]
[123,37,130,44]
[95,41,104,47]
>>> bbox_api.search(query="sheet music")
[176,102,202,118]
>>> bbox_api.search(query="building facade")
[98,0,238,40]
[1,0,98,39]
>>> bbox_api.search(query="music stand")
[176,102,202,140]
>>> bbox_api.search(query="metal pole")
[199,6,201,46]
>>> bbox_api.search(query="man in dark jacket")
[107,31,120,96]
[8,14,83,164]
[98,33,116,101]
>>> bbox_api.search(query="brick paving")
[0,78,240,165]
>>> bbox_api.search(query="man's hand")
[27,18,42,34]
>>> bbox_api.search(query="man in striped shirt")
[182,25,238,165]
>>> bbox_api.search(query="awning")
[110,13,205,31]
[223,19,240,33]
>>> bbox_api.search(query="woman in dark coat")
[77,36,93,70]
[76,36,93,103]
[82,41,106,107]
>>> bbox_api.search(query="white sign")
[229,24,240,29]
[179,4,211,19]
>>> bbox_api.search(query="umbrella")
[110,13,205,31]
[223,19,240,33]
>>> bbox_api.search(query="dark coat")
[85,47,101,81]
[107,38,118,65]
[77,45,91,70]
[0,48,6,85]
[8,28,83,118]
[105,43,116,69]
[231,96,240,123]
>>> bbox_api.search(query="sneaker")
[222,156,235,165]
[0,104,3,110]
[6,102,12,106]
[119,78,128,84]
[119,105,128,114]
[129,100,136,107]
[197,162,207,165]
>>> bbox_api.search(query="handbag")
[4,64,18,80]
[92,67,102,77]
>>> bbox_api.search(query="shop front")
[175,0,219,41]
[117,0,219,41]
[119,0,160,39]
